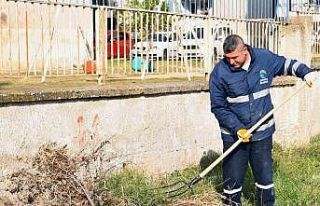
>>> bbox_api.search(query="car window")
[215,27,232,40]
[107,32,117,42]
[145,33,167,42]
[118,32,126,40]
[107,32,129,42]
[115,32,129,41]
[155,33,167,42]
[107,34,112,42]
[185,32,195,39]
[184,28,203,40]
[196,28,204,39]
[169,33,177,41]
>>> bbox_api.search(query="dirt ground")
[0,75,208,94]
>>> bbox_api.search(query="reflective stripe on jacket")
[209,46,312,142]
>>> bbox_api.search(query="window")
[196,28,204,39]
[118,32,126,40]
[191,2,196,14]
[169,33,177,41]
[185,32,195,39]
[149,33,167,42]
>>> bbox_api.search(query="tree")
[118,0,170,39]
[128,0,168,11]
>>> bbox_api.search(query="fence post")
[204,16,212,81]
[25,4,30,77]
[98,7,106,85]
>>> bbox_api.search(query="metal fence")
[295,12,320,58]
[0,0,280,81]
[290,0,320,13]
[289,0,320,59]
[172,0,277,19]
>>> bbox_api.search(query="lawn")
[2,134,319,205]
[102,134,320,205]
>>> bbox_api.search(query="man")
[209,34,317,205]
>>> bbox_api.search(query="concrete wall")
[1,79,320,177]
[279,16,313,66]
[271,81,320,146]
[0,2,93,72]
[0,90,221,176]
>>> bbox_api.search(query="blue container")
[131,56,143,72]
[131,57,154,72]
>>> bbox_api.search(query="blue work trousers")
[222,137,275,206]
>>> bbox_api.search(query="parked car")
[177,24,232,60]
[178,27,206,59]
[213,25,233,60]
[131,32,178,59]
[107,30,135,58]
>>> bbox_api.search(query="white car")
[131,32,178,59]
[178,25,233,60]
[213,26,233,60]
[178,27,206,59]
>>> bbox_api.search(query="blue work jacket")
[209,46,312,142]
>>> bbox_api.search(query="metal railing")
[290,0,320,13]
[290,1,320,58]
[0,0,280,81]
[288,0,320,64]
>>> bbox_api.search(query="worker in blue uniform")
[209,34,317,205]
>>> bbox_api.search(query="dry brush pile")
[0,141,224,206]
[0,142,117,206]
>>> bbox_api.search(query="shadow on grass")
[199,149,256,205]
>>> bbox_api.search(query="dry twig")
[2,141,115,206]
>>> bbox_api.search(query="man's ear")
[243,46,249,54]
[243,46,248,51]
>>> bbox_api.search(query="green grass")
[100,166,220,205]
[273,136,320,205]
[100,170,166,205]
[101,135,320,205]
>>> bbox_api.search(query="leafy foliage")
[116,0,171,39]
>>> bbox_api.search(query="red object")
[107,30,135,58]
[85,60,96,74]
[77,115,84,124]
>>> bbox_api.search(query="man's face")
[224,46,248,69]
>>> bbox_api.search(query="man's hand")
[304,72,318,88]
[237,129,252,142]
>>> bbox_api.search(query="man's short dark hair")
[223,34,245,54]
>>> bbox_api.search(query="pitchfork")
[158,80,314,198]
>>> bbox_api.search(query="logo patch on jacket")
[259,69,268,84]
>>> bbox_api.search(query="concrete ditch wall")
[0,78,320,177]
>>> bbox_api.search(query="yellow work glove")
[304,72,318,88]
[237,129,252,142]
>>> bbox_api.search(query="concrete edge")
[0,78,297,105]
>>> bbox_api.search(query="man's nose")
[229,59,235,65]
